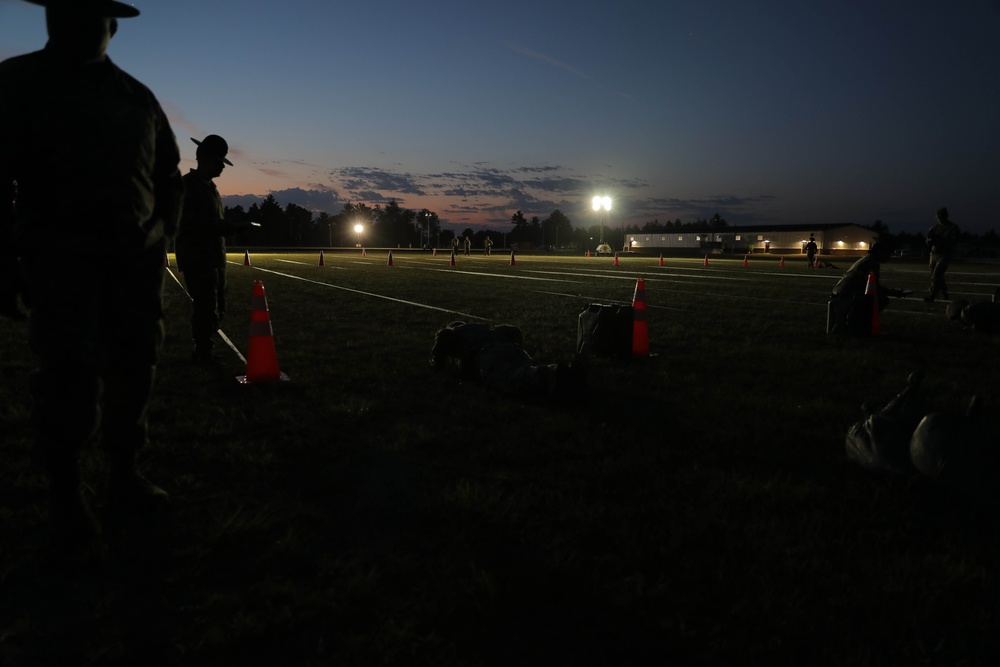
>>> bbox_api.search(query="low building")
[625,223,876,256]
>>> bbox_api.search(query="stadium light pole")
[592,196,611,244]
[354,223,363,248]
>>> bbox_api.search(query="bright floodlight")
[354,224,363,233]
[592,196,611,212]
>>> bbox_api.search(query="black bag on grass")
[577,303,633,358]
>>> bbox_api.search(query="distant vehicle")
[595,243,613,256]
[893,246,918,258]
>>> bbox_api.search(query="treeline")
[220,196,999,254]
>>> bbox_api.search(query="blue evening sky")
[2,0,997,233]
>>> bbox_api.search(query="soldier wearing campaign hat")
[175,134,252,363]
[0,0,183,545]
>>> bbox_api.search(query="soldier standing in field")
[174,134,250,363]
[0,0,184,544]
[484,237,493,256]
[805,234,818,268]
[924,207,960,302]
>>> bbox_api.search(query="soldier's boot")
[47,457,101,546]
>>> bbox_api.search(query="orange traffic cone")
[433,248,437,257]
[587,250,591,258]
[614,252,620,266]
[632,277,650,357]
[779,257,785,268]
[814,259,820,269]
[237,280,289,384]
[243,249,251,266]
[703,254,709,267]
[865,271,880,335]
[509,250,516,266]
[318,250,325,266]
[658,252,664,266]
[450,250,456,267]
[387,251,394,266]
[743,255,749,267]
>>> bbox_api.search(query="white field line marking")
[165,268,247,363]
[250,267,487,320]
[416,267,583,283]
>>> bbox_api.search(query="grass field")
[2,249,1000,665]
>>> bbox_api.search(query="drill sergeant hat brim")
[23,0,140,18]
[191,136,234,166]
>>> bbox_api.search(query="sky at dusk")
[2,0,998,234]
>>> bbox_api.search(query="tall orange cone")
[237,280,289,384]
[743,255,749,267]
[614,252,620,266]
[433,247,437,257]
[509,250,516,266]
[587,250,591,258]
[632,277,650,357]
[387,251,394,266]
[864,271,880,335]
[779,257,785,268]
[703,254,709,267]
[658,252,664,266]
[450,250,456,266]
[814,259,820,269]
[243,249,251,266]
[318,250,325,266]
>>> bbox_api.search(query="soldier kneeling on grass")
[946,288,1000,333]
[430,321,584,403]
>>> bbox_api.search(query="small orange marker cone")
[243,249,251,266]
[703,254,709,267]
[632,277,650,357]
[814,259,820,269]
[450,250,456,267]
[743,255,749,267]
[779,257,785,268]
[509,250,516,266]
[658,252,664,266]
[387,251,394,266]
[864,271,880,335]
[587,250,591,258]
[614,252,620,266]
[318,250,325,266]
[237,280,289,384]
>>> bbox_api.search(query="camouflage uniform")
[431,321,576,399]
[0,17,183,539]
[925,208,959,302]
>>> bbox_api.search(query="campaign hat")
[191,135,233,166]
[23,0,140,18]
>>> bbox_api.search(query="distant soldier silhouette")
[175,134,250,363]
[0,0,184,545]
[805,234,818,267]
[924,207,960,302]
[484,237,493,256]
[464,236,472,256]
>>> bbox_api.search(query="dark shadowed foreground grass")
[2,250,1000,665]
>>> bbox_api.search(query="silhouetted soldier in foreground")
[0,0,184,545]
[431,321,584,403]
[924,207,959,302]
[827,242,909,335]
[175,135,250,363]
